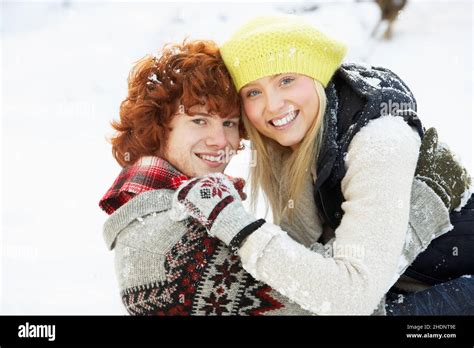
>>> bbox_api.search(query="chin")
[277,137,301,148]
[196,167,226,177]
[208,166,227,174]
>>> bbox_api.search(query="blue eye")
[192,119,206,125]
[280,77,295,86]
[246,90,261,98]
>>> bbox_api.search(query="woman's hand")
[415,128,472,211]
[170,173,264,249]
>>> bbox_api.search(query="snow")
[148,73,162,84]
[1,0,472,314]
[454,182,474,212]
[364,76,382,89]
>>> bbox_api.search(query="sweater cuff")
[229,219,266,253]
[239,222,287,280]
[238,222,283,277]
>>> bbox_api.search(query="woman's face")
[240,73,319,149]
[164,104,241,177]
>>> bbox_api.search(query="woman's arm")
[111,202,316,315]
[237,116,421,314]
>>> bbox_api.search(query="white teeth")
[272,110,297,127]
[198,154,221,162]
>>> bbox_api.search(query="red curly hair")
[110,40,244,168]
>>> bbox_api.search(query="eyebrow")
[243,74,283,89]
[189,113,212,117]
[225,116,241,121]
[270,73,283,81]
[189,113,240,120]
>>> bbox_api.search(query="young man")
[99,40,312,315]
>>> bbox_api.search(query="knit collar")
[99,156,189,215]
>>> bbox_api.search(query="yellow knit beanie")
[220,15,347,91]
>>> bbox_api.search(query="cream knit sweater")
[237,116,435,315]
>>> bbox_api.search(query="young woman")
[100,40,326,315]
[170,16,474,315]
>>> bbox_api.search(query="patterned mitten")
[228,176,247,201]
[415,127,472,211]
[170,173,265,250]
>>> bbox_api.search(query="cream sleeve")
[238,116,421,315]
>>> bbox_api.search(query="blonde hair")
[244,80,327,223]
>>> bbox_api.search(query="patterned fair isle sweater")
[103,188,313,315]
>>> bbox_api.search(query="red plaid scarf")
[99,156,246,215]
[99,156,189,215]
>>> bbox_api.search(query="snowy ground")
[1,0,472,314]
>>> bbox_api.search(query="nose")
[265,90,285,115]
[205,123,229,149]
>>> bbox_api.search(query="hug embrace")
[99,15,474,315]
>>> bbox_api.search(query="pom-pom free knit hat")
[220,15,347,90]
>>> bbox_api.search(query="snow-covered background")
[1,0,472,314]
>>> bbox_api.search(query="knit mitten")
[398,179,452,274]
[170,173,265,249]
[229,176,247,201]
[415,127,472,211]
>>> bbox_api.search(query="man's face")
[163,104,241,177]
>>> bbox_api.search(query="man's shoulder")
[103,189,175,250]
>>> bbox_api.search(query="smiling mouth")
[195,153,227,168]
[269,110,299,127]
[195,153,222,163]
